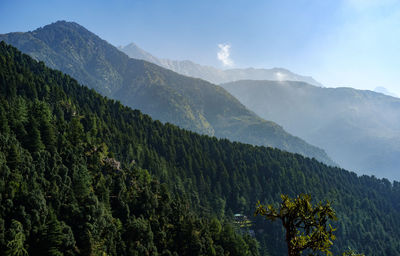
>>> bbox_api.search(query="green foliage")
[255,194,337,256]
[5,220,28,256]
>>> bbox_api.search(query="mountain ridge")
[119,42,323,86]
[0,20,335,165]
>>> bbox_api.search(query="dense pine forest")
[1,42,400,255]
[0,42,259,255]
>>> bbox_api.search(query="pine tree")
[7,144,20,170]
[0,103,9,134]
[5,220,28,256]
[24,117,44,153]
[45,213,64,256]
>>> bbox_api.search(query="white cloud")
[217,43,233,67]
[275,72,286,81]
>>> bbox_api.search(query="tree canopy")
[255,194,366,256]
[255,194,337,256]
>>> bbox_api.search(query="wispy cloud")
[275,72,286,81]
[217,43,233,67]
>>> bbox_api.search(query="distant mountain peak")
[38,20,86,31]
[119,42,323,86]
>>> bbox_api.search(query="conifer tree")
[5,220,28,256]
[45,213,64,256]
[24,116,44,152]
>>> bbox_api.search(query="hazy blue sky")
[1,0,400,95]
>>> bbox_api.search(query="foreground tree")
[255,194,337,256]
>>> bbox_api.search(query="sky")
[1,0,400,95]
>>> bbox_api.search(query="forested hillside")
[0,21,334,166]
[221,80,400,180]
[1,42,400,255]
[0,42,259,255]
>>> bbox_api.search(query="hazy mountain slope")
[221,80,400,180]
[119,42,323,86]
[0,21,334,165]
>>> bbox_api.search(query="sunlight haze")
[1,0,399,94]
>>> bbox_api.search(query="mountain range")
[119,42,323,86]
[221,80,400,180]
[0,20,333,165]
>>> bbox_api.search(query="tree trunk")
[286,228,300,256]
